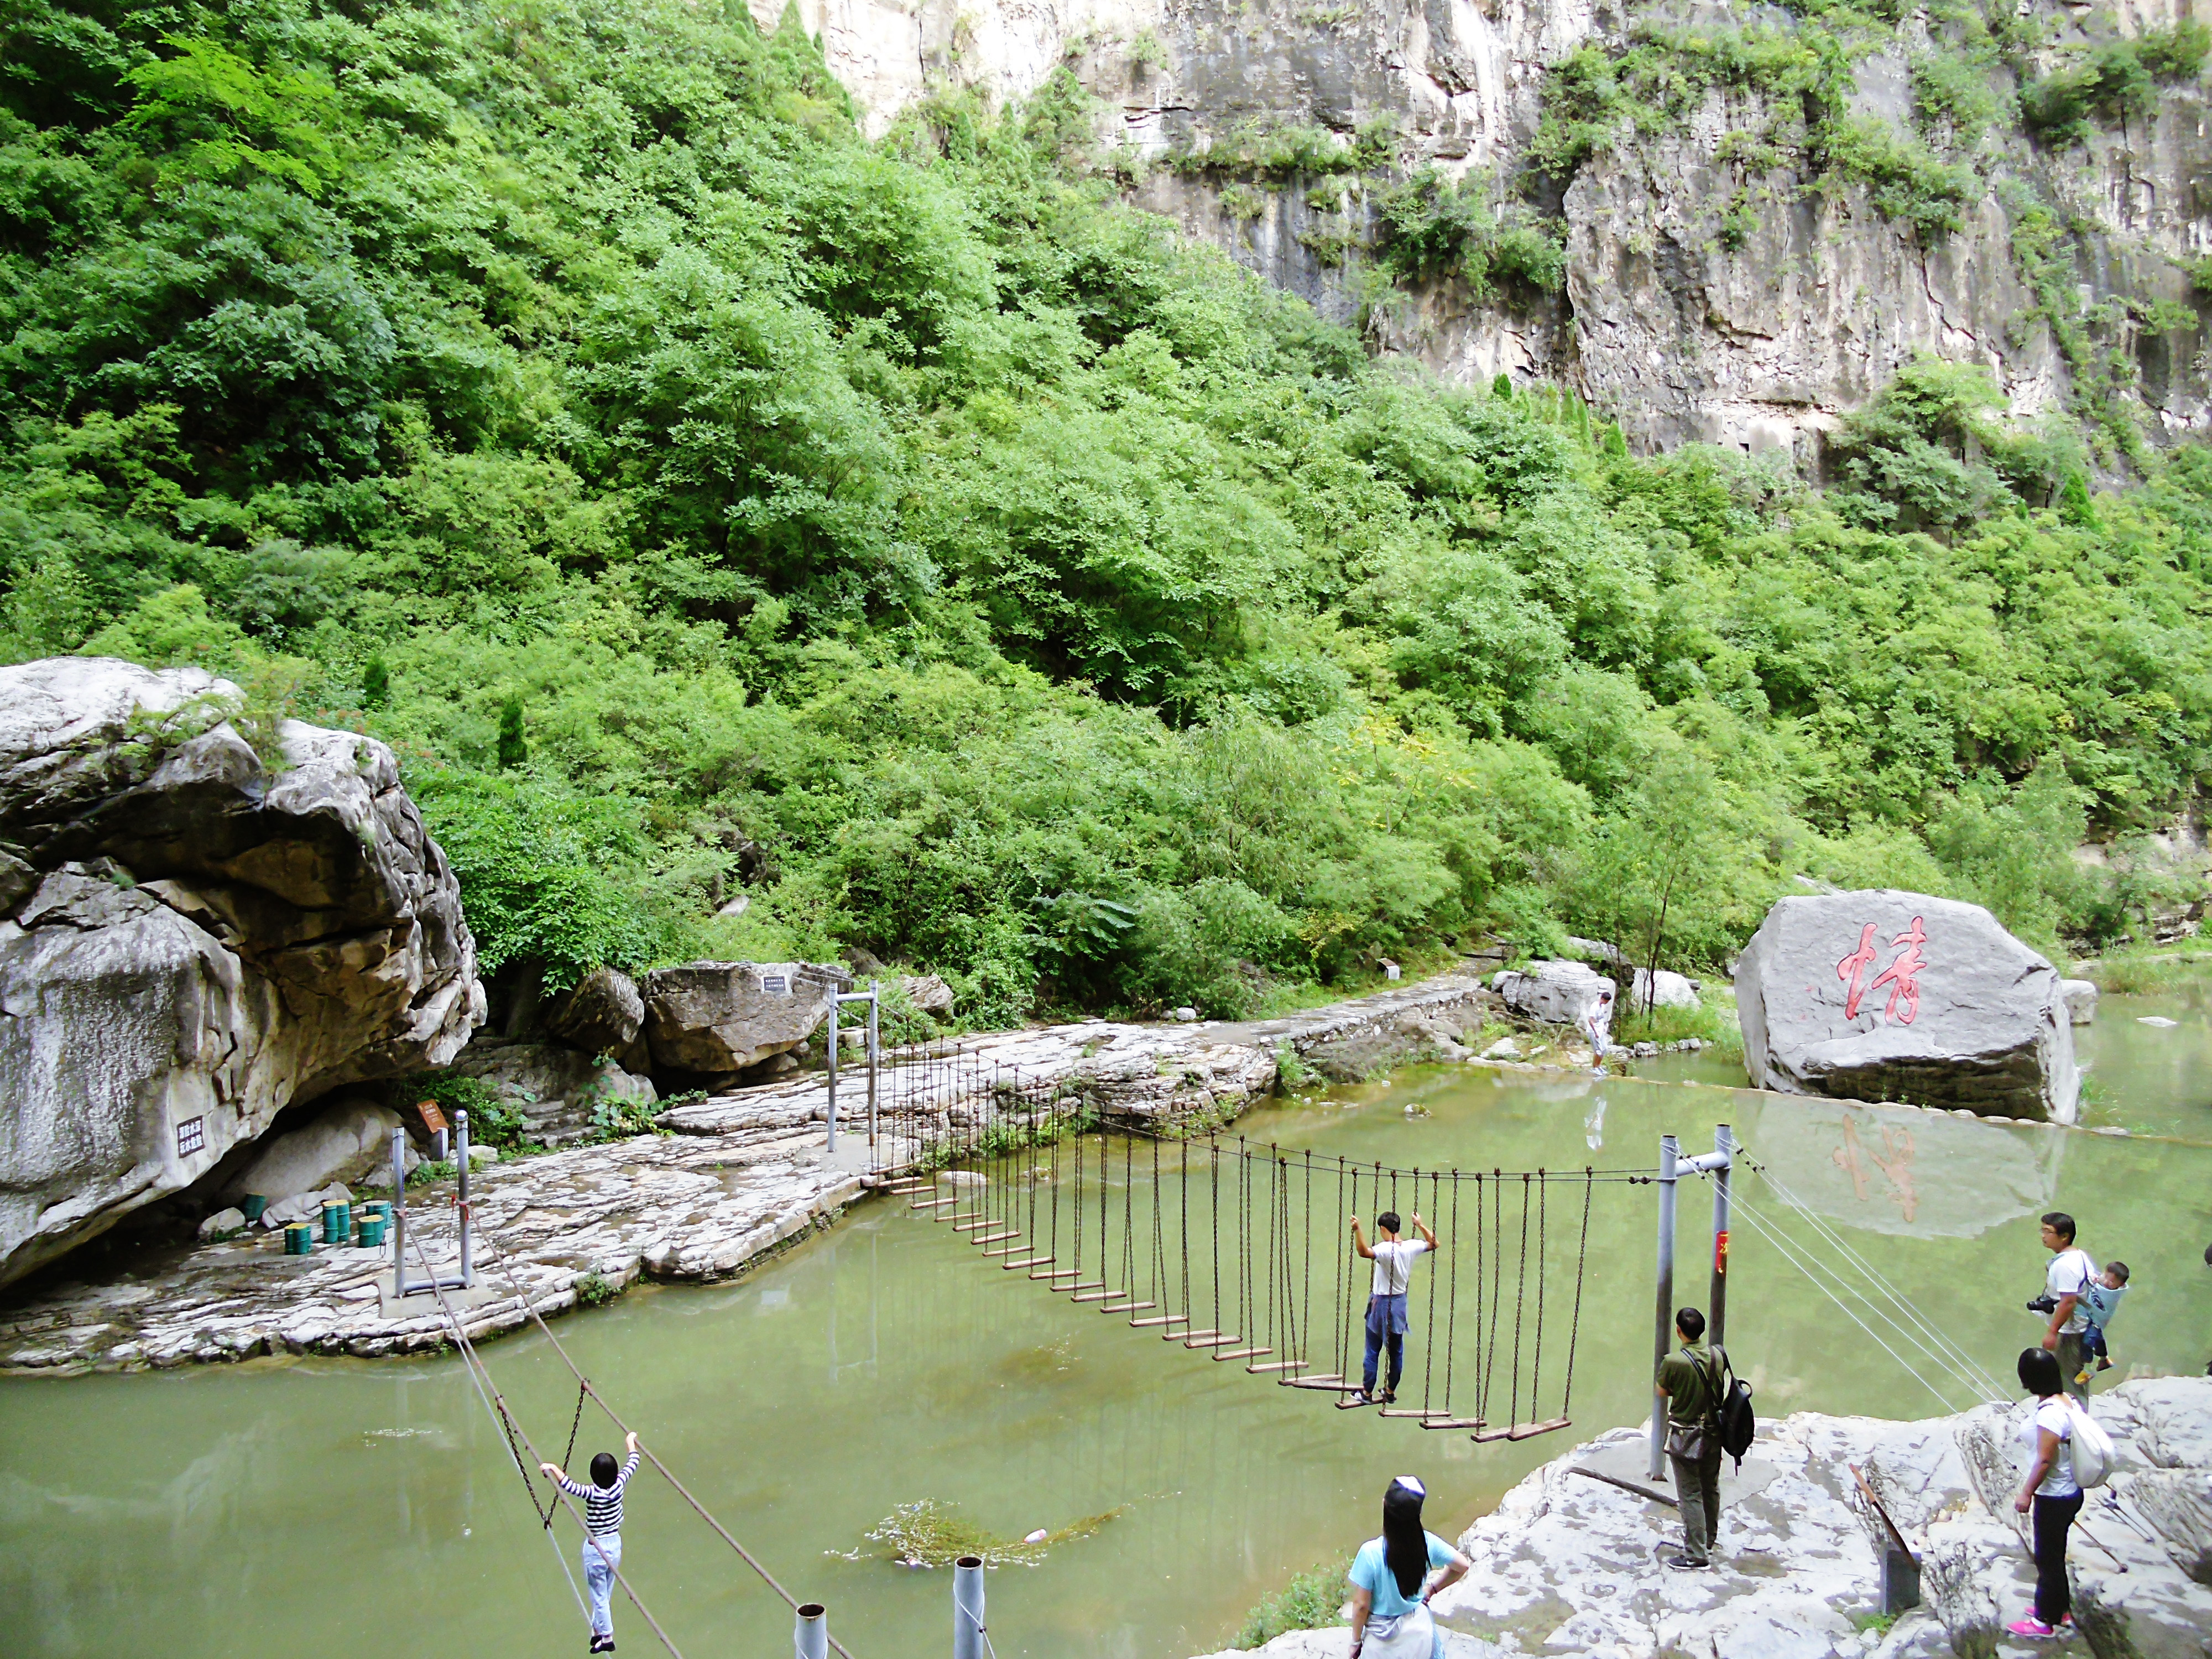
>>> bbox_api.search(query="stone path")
[0,970,1498,1374]
[1192,1377,2212,1659]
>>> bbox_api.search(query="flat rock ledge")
[0,972,1493,1374]
[0,1117,859,1374]
[1195,1376,2212,1659]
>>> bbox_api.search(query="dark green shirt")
[1657,1340,1727,1426]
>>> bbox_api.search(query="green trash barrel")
[284,1223,314,1256]
[240,1194,269,1223]
[320,1201,350,1245]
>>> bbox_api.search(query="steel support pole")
[1709,1123,1733,1349]
[953,1556,985,1659]
[794,1602,829,1659]
[1650,1133,1679,1480]
[826,995,840,1152]
[455,1108,473,1288]
[390,1128,408,1291]
[867,980,880,1147]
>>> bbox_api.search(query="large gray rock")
[899,973,955,1017]
[1734,891,2078,1122]
[642,961,844,1077]
[542,964,645,1057]
[226,1098,403,1205]
[2062,978,2099,1026]
[1629,965,1700,1013]
[447,1038,656,1146]
[1490,959,1616,1042]
[0,658,482,1286]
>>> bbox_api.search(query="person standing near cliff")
[1655,1306,1728,1569]
[2036,1212,2096,1402]
[1348,1209,1438,1406]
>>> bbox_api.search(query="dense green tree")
[1,0,2204,1021]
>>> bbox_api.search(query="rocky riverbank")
[1196,1377,2212,1659]
[0,971,1499,1373]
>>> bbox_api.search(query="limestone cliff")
[760,0,2212,462]
[0,659,483,1287]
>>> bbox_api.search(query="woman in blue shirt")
[1348,1475,1471,1659]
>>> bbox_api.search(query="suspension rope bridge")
[389,1048,2024,1654]
[873,1070,1651,1441]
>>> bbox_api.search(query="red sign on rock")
[1835,916,1928,1026]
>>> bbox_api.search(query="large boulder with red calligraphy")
[1734,890,2079,1123]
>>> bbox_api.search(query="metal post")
[455,1108,473,1289]
[794,1602,828,1659]
[1650,1133,1679,1480]
[826,993,840,1153]
[390,1128,408,1290]
[953,1556,985,1659]
[867,979,880,1147]
[1709,1123,1733,1348]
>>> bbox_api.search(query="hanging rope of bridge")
[468,1225,860,1659]
[1416,1170,1441,1418]
[405,1233,679,1657]
[1300,1152,1315,1374]
[1510,1176,1531,1428]
[1334,1159,1355,1391]
[1561,1170,1593,1418]
[1438,1172,1461,1425]
[1530,1171,1549,1414]
[1742,1157,2010,1402]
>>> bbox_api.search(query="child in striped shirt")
[544,1430,639,1652]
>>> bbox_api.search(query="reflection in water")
[4,990,2210,1659]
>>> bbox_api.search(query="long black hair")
[1381,1477,1427,1598]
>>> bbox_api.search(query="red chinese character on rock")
[1868,916,1928,1025]
[1836,923,1879,1019]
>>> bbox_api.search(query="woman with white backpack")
[2008,1346,2106,1638]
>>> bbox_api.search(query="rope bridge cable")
[467,1225,862,1659]
[1717,1188,1976,1415]
[403,1234,679,1656]
[1735,1156,2012,1402]
[1728,1177,2012,1408]
[444,1273,592,1619]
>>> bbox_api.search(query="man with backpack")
[1655,1306,1731,1569]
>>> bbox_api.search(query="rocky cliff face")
[0,659,483,1287]
[763,0,2212,462]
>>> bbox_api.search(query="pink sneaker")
[2006,1616,2057,1638]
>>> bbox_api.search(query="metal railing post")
[455,1108,473,1288]
[867,979,880,1148]
[953,1556,985,1659]
[390,1128,409,1293]
[826,991,840,1152]
[794,1602,828,1659]
[1650,1132,1679,1480]
[1710,1123,1733,1348]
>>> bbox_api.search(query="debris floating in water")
[831,1499,1124,1568]
[2137,1016,2179,1027]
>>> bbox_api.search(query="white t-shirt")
[1370,1238,1428,1297]
[2017,1397,2079,1497]
[2046,1248,2095,1335]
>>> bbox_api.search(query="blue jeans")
[1363,1293,1408,1394]
[582,1531,623,1640]
[2083,1323,2108,1362]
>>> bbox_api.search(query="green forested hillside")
[4,0,2208,1019]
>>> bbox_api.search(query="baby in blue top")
[2075,1261,2130,1386]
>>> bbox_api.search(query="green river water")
[6,985,2211,1658]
